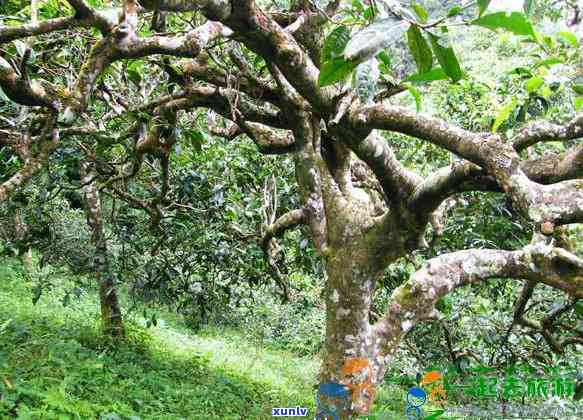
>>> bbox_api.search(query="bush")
[212,272,326,356]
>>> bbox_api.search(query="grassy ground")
[0,259,405,419]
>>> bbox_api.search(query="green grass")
[0,258,406,419]
[0,259,322,419]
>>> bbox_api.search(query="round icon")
[406,387,427,407]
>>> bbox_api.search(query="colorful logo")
[316,357,378,419]
[405,371,446,419]
[340,358,376,412]
[406,387,427,419]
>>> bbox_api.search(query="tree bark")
[14,210,34,272]
[314,186,403,418]
[317,250,384,419]
[80,161,124,337]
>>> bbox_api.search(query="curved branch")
[0,0,120,43]
[261,208,307,251]
[139,0,231,20]
[241,122,296,154]
[334,128,422,207]
[521,143,583,183]
[374,241,583,356]
[224,2,334,115]
[512,113,583,152]
[209,119,242,140]
[65,0,120,34]
[0,17,80,44]
[107,186,163,229]
[62,21,232,122]
[138,1,334,113]
[180,57,281,105]
[0,124,59,202]
[0,56,56,108]
[155,85,287,129]
[408,162,497,217]
[410,141,583,217]
[261,208,307,302]
[347,104,495,170]
[515,297,583,354]
[350,105,583,227]
[120,21,233,58]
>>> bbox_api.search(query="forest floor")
[0,258,405,419]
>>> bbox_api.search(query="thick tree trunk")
[80,161,124,337]
[317,250,386,419]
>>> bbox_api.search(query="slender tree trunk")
[80,161,124,337]
[14,211,34,272]
[21,247,34,271]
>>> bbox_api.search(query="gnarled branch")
[374,239,583,356]
[512,113,583,152]
[261,207,307,302]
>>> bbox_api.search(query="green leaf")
[0,319,13,336]
[547,141,565,152]
[407,25,433,74]
[32,286,42,305]
[447,6,462,17]
[351,0,364,12]
[525,76,544,93]
[556,31,579,48]
[533,57,563,68]
[363,3,378,21]
[573,84,583,95]
[542,34,556,49]
[532,30,545,46]
[318,57,359,86]
[344,17,406,62]
[126,60,145,85]
[472,12,536,37]
[376,51,391,74]
[184,129,205,152]
[540,85,552,99]
[412,3,428,23]
[516,103,527,123]
[492,99,518,132]
[508,66,533,78]
[574,96,583,112]
[62,292,70,307]
[575,302,583,317]
[376,51,391,67]
[406,84,422,112]
[477,0,491,17]
[424,409,446,419]
[322,25,351,62]
[405,67,448,82]
[428,33,462,82]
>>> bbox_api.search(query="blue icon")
[316,382,351,420]
[406,387,427,419]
